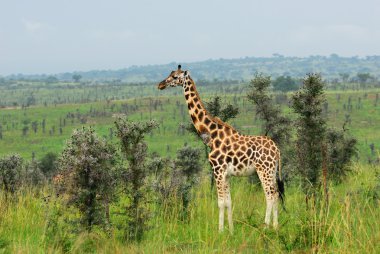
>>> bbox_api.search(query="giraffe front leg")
[216,169,234,233]
[218,195,225,232]
[215,169,228,233]
[226,185,234,234]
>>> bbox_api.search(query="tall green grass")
[0,164,378,253]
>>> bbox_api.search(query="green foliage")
[175,145,202,218]
[57,127,117,232]
[150,146,202,220]
[356,72,373,84]
[0,154,23,197]
[39,152,58,177]
[72,74,82,83]
[114,117,158,242]
[0,165,379,253]
[291,74,326,197]
[186,96,239,138]
[247,73,292,147]
[23,160,45,186]
[326,128,358,184]
[205,96,239,122]
[272,75,299,92]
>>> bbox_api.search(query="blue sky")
[0,0,379,75]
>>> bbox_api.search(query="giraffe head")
[157,65,190,90]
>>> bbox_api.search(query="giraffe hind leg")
[218,198,225,232]
[257,168,279,228]
[272,195,279,228]
[265,197,273,226]
[225,181,233,233]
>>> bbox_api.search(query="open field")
[0,83,379,161]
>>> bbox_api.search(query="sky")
[0,0,379,75]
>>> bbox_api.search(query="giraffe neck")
[182,77,214,135]
[182,77,237,138]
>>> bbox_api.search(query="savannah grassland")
[0,80,379,253]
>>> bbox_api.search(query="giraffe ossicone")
[157,66,284,232]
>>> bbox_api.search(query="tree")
[45,76,58,84]
[57,127,117,232]
[272,75,298,92]
[339,73,350,83]
[72,74,82,83]
[22,126,29,136]
[247,73,292,187]
[291,74,326,202]
[0,154,23,199]
[291,74,357,205]
[31,121,38,134]
[114,117,158,242]
[204,96,238,120]
[356,73,372,84]
[247,73,292,147]
[186,96,239,134]
[26,94,36,107]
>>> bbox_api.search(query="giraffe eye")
[173,76,178,80]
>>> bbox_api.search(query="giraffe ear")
[184,70,190,76]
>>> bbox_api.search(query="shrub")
[326,128,357,184]
[114,117,158,242]
[57,127,117,232]
[40,152,58,178]
[150,145,203,220]
[175,145,203,219]
[23,160,45,187]
[0,154,23,199]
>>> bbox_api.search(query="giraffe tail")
[276,156,286,211]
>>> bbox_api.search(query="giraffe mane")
[188,77,207,110]
[187,76,236,133]
[212,116,237,132]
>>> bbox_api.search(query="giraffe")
[157,65,284,232]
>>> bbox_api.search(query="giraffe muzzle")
[157,81,167,90]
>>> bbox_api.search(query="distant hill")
[4,55,380,82]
